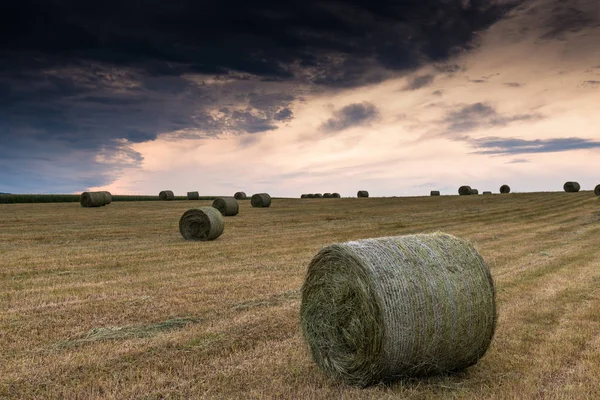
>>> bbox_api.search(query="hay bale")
[301,194,308,198]
[179,207,224,241]
[300,232,496,387]
[323,193,332,198]
[212,197,239,216]
[80,191,106,207]
[187,191,200,200]
[307,194,315,198]
[159,190,175,201]
[458,186,472,195]
[483,191,492,195]
[100,191,112,204]
[595,184,600,196]
[499,184,510,194]
[470,188,479,195]
[313,193,323,198]
[331,193,341,198]
[430,190,440,196]
[234,192,247,200]
[357,190,369,198]
[251,193,272,208]
[563,181,580,192]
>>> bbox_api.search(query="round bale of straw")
[430,190,440,196]
[563,181,580,193]
[313,193,323,198]
[301,194,308,198]
[323,193,332,198]
[300,232,496,387]
[212,197,239,216]
[306,194,315,198]
[251,193,271,208]
[234,191,247,200]
[499,184,511,194]
[483,191,492,195]
[80,191,106,207]
[458,185,472,195]
[179,207,224,241]
[595,184,600,196]
[357,190,369,198]
[470,188,479,195]
[100,191,112,204]
[159,190,175,201]
[187,191,200,200]
[331,193,341,198]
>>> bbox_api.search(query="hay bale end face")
[483,191,492,195]
[300,232,496,387]
[179,207,224,241]
[187,191,200,200]
[251,193,272,208]
[563,181,581,192]
[234,192,247,200]
[470,188,479,195]
[595,184,600,196]
[458,186,472,195]
[430,190,440,196]
[80,192,107,207]
[159,190,175,201]
[212,197,239,216]
[499,184,511,194]
[331,193,341,198]
[357,190,369,198]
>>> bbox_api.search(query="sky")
[1,0,599,196]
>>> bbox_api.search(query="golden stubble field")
[1,192,600,399]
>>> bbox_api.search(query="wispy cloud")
[470,137,600,155]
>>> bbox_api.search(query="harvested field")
[1,192,600,399]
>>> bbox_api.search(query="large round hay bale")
[234,191,247,200]
[100,191,112,204]
[313,193,323,198]
[212,197,239,216]
[251,193,271,208]
[430,190,440,196]
[331,193,341,198]
[595,184,600,196]
[300,232,496,387]
[323,193,332,198]
[159,190,175,201]
[563,181,580,192]
[483,191,492,195]
[187,191,200,200]
[499,184,510,194]
[458,186,472,195]
[179,207,224,241]
[357,190,369,198]
[80,191,106,207]
[470,188,479,195]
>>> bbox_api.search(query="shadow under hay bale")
[357,190,369,198]
[458,186,472,195]
[331,193,341,198]
[300,232,496,387]
[187,191,200,200]
[430,190,440,196]
[251,193,271,208]
[179,207,224,241]
[100,191,112,204]
[212,197,239,216]
[470,188,479,195]
[500,184,511,194]
[234,192,247,200]
[159,190,175,201]
[80,192,107,207]
[595,185,600,196]
[563,181,580,192]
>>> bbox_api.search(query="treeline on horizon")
[0,194,220,204]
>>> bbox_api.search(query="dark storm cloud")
[321,102,379,132]
[470,137,600,155]
[403,75,435,91]
[441,102,542,133]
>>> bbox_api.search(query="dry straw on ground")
[430,191,440,196]
[234,192,247,200]
[564,182,581,193]
[80,192,107,207]
[301,232,496,387]
[159,190,175,201]
[187,191,200,200]
[357,190,369,198]
[595,184,600,196]
[251,193,272,208]
[178,207,224,241]
[458,186,472,196]
[212,197,239,216]
[500,184,511,194]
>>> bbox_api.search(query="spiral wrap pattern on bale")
[179,207,224,241]
[212,197,239,216]
[300,232,496,387]
[251,193,272,208]
[595,184,600,196]
[80,192,108,207]
[357,190,369,198]
[499,184,511,194]
[430,190,440,196]
[159,190,175,201]
[563,181,580,192]
[458,186,472,195]
[234,192,247,200]
[187,191,200,200]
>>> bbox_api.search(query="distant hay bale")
[357,190,369,198]
[563,181,581,193]
[301,194,308,199]
[323,193,332,198]
[313,193,323,198]
[80,191,107,207]
[179,207,224,241]
[251,193,272,208]
[483,191,492,195]
[159,190,175,201]
[458,186,472,195]
[187,191,200,200]
[470,188,479,195]
[331,193,341,198]
[595,184,600,196]
[300,232,496,387]
[307,194,315,198]
[100,191,112,204]
[234,192,247,200]
[430,190,440,196]
[499,184,511,194]
[212,197,239,216]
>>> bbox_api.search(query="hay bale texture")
[357,190,369,198]
[499,184,510,194]
[80,191,108,207]
[331,193,341,198]
[430,191,440,196]
[563,181,581,192]
[179,207,224,241]
[187,191,200,200]
[458,186,472,195]
[212,197,239,216]
[300,232,496,387]
[234,192,247,200]
[159,190,175,201]
[251,193,272,208]
[595,184,600,196]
